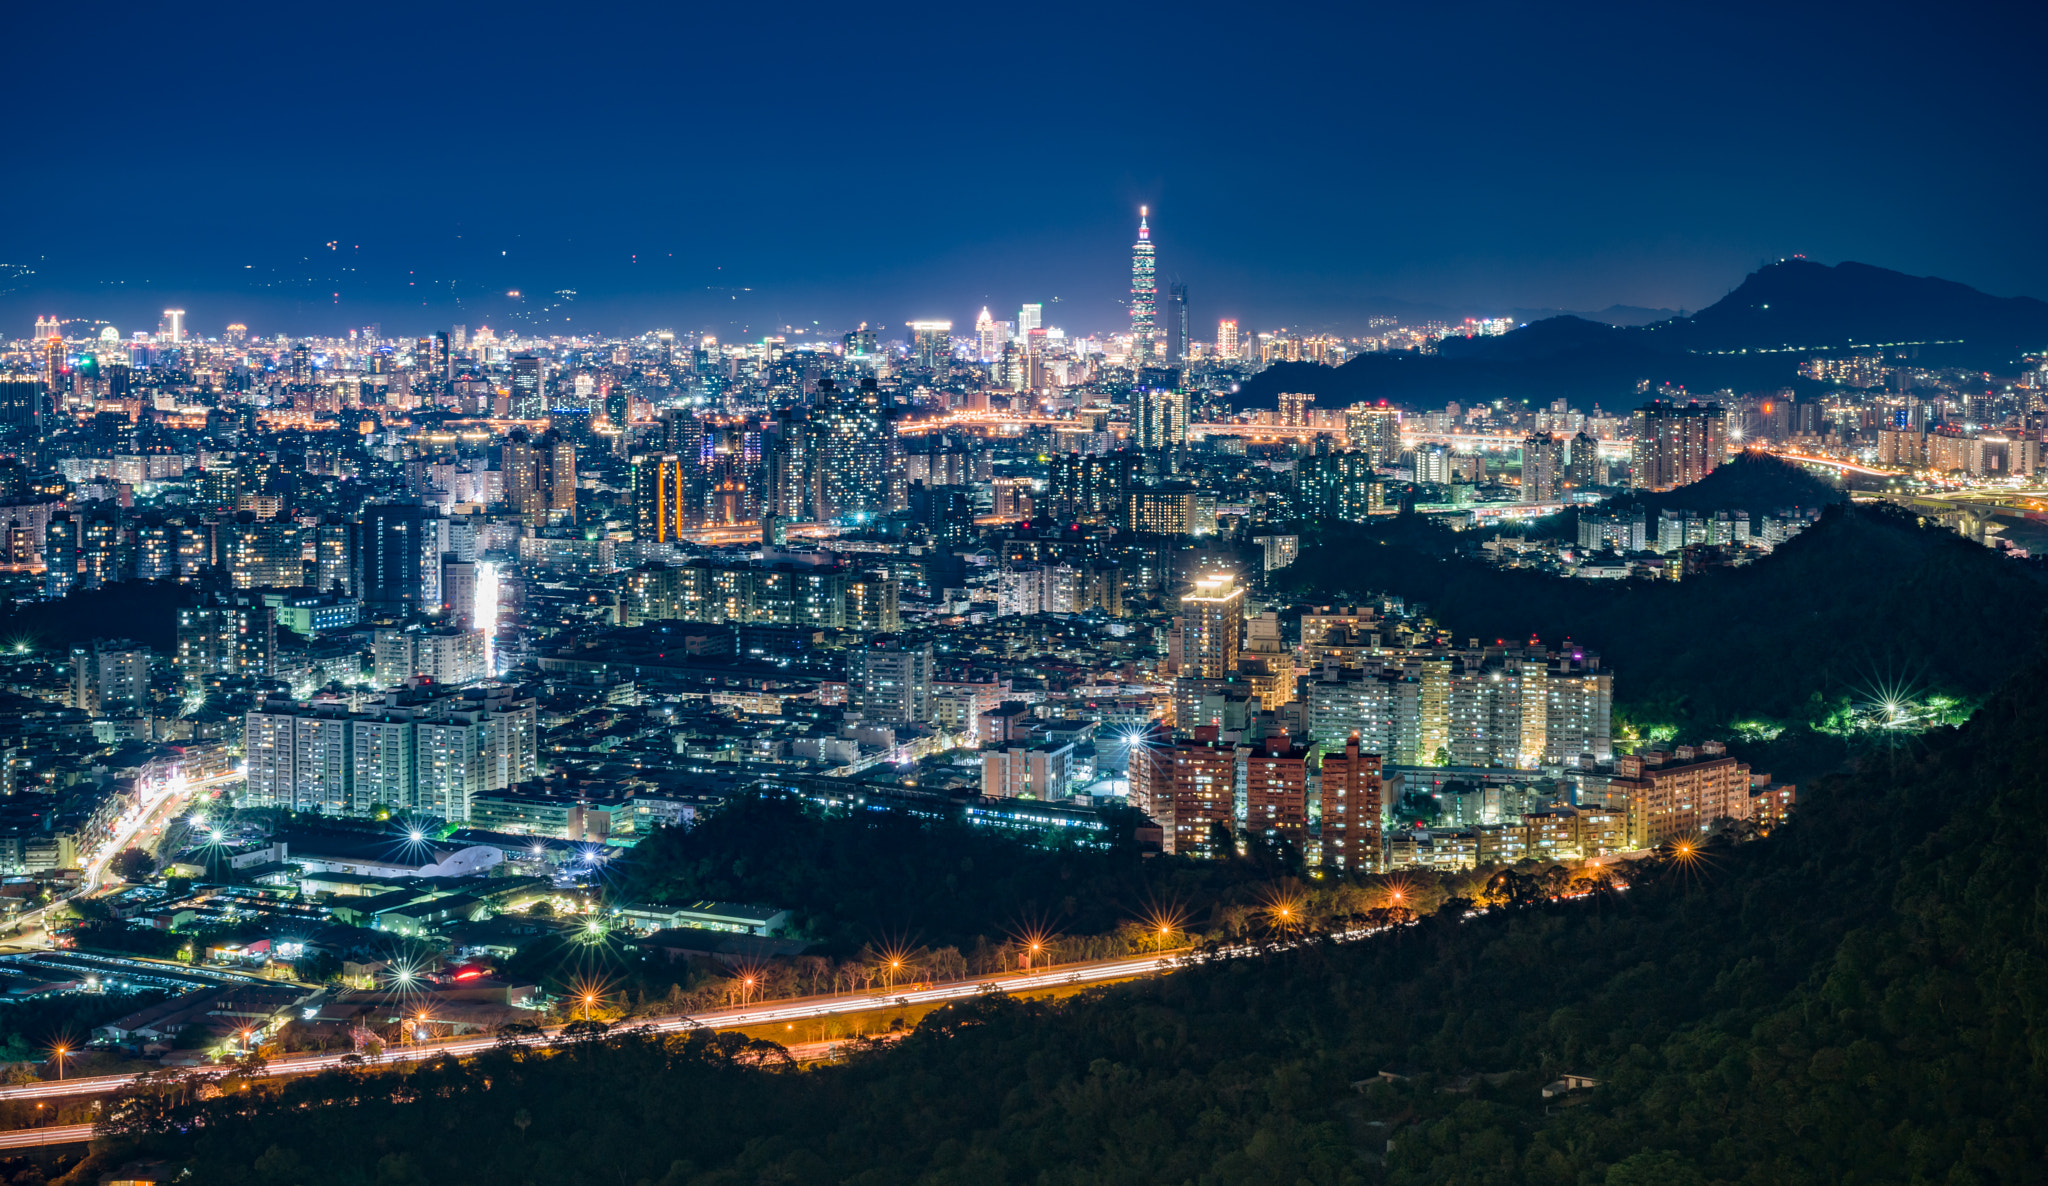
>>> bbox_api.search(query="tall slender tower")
[1130,207,1156,366]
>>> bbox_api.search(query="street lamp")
[581,992,596,1021]
[742,976,755,1006]
[49,1046,67,1081]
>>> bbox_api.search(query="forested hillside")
[1279,500,2047,743]
[72,620,2048,1185]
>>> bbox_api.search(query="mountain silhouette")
[1236,260,2048,411]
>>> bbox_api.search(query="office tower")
[1629,400,1728,491]
[162,309,185,343]
[357,502,440,612]
[451,325,468,350]
[842,323,876,357]
[1566,431,1602,488]
[290,343,312,382]
[1345,404,1401,467]
[1167,282,1188,364]
[1129,207,1156,365]
[847,635,932,723]
[0,378,40,427]
[1318,735,1383,874]
[1522,432,1565,503]
[225,323,247,344]
[813,378,889,524]
[1217,319,1240,359]
[1018,303,1042,335]
[1278,391,1314,427]
[908,321,952,372]
[510,354,546,418]
[974,308,1001,361]
[1178,573,1245,679]
[1295,452,1384,521]
[1132,369,1189,449]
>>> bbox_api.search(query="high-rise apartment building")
[633,453,689,542]
[1345,404,1401,467]
[1295,451,1384,521]
[1522,432,1565,503]
[847,635,932,724]
[70,640,150,717]
[1129,727,1236,857]
[1629,401,1728,491]
[1132,369,1188,449]
[813,378,891,524]
[1178,574,1244,680]
[1317,735,1384,874]
[1243,732,1310,842]
[245,684,537,820]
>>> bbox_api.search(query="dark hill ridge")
[1238,259,2048,410]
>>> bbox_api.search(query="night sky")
[5,0,2042,342]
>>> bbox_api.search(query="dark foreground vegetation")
[67,621,2048,1184]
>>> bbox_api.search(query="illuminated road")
[0,1124,92,1149]
[1758,449,1897,477]
[0,946,1209,1106]
[7,772,239,940]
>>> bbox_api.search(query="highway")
[0,1124,92,1149]
[0,946,1204,1106]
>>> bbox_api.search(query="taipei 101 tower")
[1129,206,1156,365]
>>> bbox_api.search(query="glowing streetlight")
[49,1046,67,1081]
[408,829,424,843]
[581,992,597,1020]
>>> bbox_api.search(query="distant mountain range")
[1236,260,2048,411]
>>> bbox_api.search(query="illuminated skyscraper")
[1167,282,1188,364]
[1018,303,1042,334]
[1177,573,1245,679]
[975,307,1001,361]
[814,377,890,523]
[633,454,688,542]
[908,321,952,372]
[1218,319,1240,359]
[162,309,186,343]
[1129,207,1156,365]
[510,355,545,419]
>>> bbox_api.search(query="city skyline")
[4,1,2043,339]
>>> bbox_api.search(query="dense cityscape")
[1,1,2045,1182]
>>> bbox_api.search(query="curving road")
[0,946,1201,1106]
